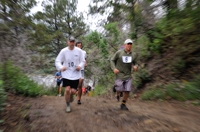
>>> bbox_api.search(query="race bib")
[122,56,132,63]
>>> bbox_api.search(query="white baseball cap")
[124,39,133,44]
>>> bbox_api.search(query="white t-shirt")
[55,47,85,80]
[81,49,87,70]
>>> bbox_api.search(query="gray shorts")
[114,78,132,92]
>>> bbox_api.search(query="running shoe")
[58,94,61,97]
[66,106,71,113]
[77,100,81,105]
[70,95,74,102]
[120,104,129,110]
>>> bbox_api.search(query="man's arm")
[55,50,65,71]
[132,53,138,71]
[110,51,118,71]
[54,73,58,78]
[110,51,120,74]
[77,50,85,70]
[84,51,87,67]
[85,58,87,67]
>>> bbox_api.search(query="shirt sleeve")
[110,51,119,71]
[55,50,64,71]
[78,50,85,69]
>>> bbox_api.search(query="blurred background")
[0,0,200,102]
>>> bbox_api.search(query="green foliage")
[141,88,165,100]
[146,3,200,52]
[83,31,111,84]
[150,38,163,53]
[43,87,66,96]
[86,31,101,45]
[141,76,200,101]
[0,61,45,97]
[104,22,119,44]
[99,39,109,58]
[146,28,164,53]
[92,85,107,96]
[31,0,88,73]
[171,57,186,74]
[136,35,151,60]
[132,68,151,89]
[0,80,6,113]
[0,80,6,132]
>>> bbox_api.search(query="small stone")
[144,119,153,124]
[119,113,127,118]
[173,128,180,132]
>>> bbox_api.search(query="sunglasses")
[127,43,133,45]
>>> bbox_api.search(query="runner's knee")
[65,87,70,94]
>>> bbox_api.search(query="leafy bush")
[141,76,200,101]
[132,68,151,89]
[92,85,107,96]
[171,57,186,74]
[141,88,165,100]
[0,80,6,131]
[135,35,151,61]
[0,61,45,97]
[0,80,6,113]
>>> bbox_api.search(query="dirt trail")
[1,93,200,132]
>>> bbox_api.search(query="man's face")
[76,43,82,49]
[67,40,75,48]
[124,43,133,52]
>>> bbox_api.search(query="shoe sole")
[120,105,129,110]
[121,108,129,111]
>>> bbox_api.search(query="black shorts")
[57,81,62,86]
[62,78,79,90]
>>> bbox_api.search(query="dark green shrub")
[141,88,165,100]
[141,76,200,101]
[171,57,186,74]
[0,61,44,97]
[132,68,151,89]
[0,80,6,113]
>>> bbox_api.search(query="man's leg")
[77,78,83,104]
[65,86,71,112]
[65,86,70,102]
[116,91,120,101]
[57,82,62,96]
[122,91,129,101]
[57,86,59,95]
[58,85,62,96]
[120,78,132,110]
[121,91,129,110]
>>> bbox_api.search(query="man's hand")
[113,68,119,74]
[76,66,81,71]
[61,67,67,71]
[133,65,138,71]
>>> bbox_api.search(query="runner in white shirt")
[55,37,85,113]
[75,41,87,105]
